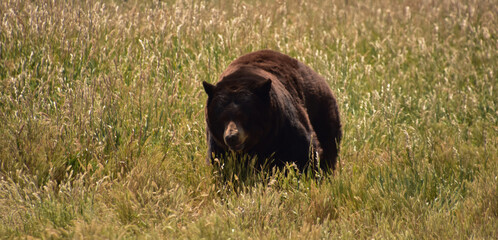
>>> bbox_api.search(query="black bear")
[202,50,341,172]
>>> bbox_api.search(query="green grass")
[1,0,497,238]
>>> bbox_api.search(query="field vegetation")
[1,0,497,238]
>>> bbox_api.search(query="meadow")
[0,0,497,238]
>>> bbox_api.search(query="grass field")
[1,0,497,239]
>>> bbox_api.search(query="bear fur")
[203,50,341,172]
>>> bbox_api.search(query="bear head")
[203,72,272,153]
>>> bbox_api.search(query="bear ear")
[203,81,216,97]
[255,79,272,97]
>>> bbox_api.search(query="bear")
[202,50,341,172]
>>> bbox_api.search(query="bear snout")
[224,121,246,151]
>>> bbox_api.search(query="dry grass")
[1,0,497,239]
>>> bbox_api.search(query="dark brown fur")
[203,50,341,172]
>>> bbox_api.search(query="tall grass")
[1,0,496,238]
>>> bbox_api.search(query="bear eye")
[213,95,228,104]
[209,97,229,114]
[233,92,251,104]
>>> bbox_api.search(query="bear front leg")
[276,130,316,171]
[206,133,225,165]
